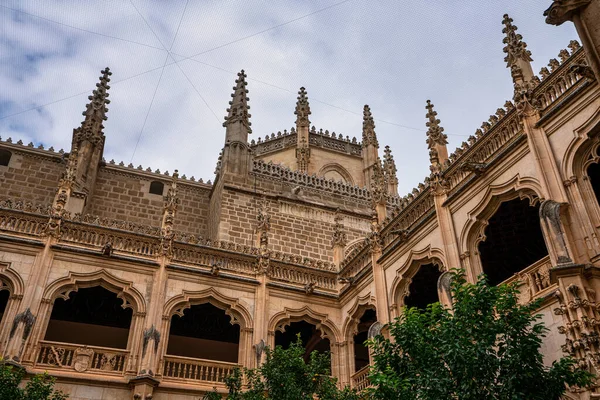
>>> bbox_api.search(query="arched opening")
[587,153,600,206]
[404,263,442,310]
[353,309,376,372]
[0,284,9,323]
[478,198,548,286]
[149,181,164,195]
[275,320,331,362]
[44,286,133,349]
[167,303,240,363]
[0,149,11,166]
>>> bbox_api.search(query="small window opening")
[0,149,12,166]
[149,181,164,195]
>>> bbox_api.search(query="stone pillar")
[368,216,390,325]
[545,0,600,81]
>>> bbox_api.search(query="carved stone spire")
[73,67,111,147]
[362,105,379,148]
[295,87,311,128]
[425,100,448,165]
[223,70,252,142]
[371,157,387,207]
[383,145,398,196]
[160,170,179,257]
[502,14,534,84]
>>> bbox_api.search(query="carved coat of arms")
[73,347,94,372]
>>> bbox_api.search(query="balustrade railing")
[35,341,129,375]
[269,262,338,291]
[172,243,256,276]
[59,222,158,257]
[351,365,371,391]
[162,355,238,384]
[502,255,553,303]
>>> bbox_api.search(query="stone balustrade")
[502,255,553,304]
[161,355,238,384]
[351,365,370,391]
[59,221,159,257]
[0,211,48,238]
[35,341,129,375]
[171,242,257,276]
[269,261,338,291]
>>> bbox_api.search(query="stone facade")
[1,5,600,400]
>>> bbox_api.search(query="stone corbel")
[539,200,574,265]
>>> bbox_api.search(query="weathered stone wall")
[217,181,371,262]
[87,167,210,235]
[0,145,63,205]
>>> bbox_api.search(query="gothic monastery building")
[1,2,600,399]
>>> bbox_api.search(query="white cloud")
[0,0,579,193]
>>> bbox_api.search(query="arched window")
[275,320,330,362]
[0,149,11,166]
[353,309,376,372]
[0,282,9,324]
[478,198,548,286]
[404,263,442,310]
[149,181,164,195]
[587,152,600,206]
[44,286,133,349]
[167,303,240,363]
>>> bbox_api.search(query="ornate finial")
[294,87,311,128]
[256,195,271,232]
[74,68,112,146]
[223,69,252,133]
[332,208,347,248]
[362,105,378,148]
[425,100,448,150]
[370,157,387,206]
[383,145,398,194]
[502,14,535,84]
[502,14,533,70]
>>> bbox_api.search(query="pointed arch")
[342,293,376,340]
[163,287,252,329]
[0,264,24,297]
[269,305,340,342]
[459,175,543,255]
[318,163,354,185]
[43,269,146,313]
[561,105,600,179]
[389,245,446,310]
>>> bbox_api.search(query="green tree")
[367,270,593,400]
[0,362,67,400]
[212,337,360,400]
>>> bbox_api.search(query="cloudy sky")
[0,0,577,193]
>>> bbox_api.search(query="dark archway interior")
[478,198,548,286]
[45,286,133,348]
[587,158,600,205]
[167,303,240,363]
[0,149,11,166]
[404,263,442,310]
[0,288,9,322]
[275,320,331,362]
[353,309,376,372]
